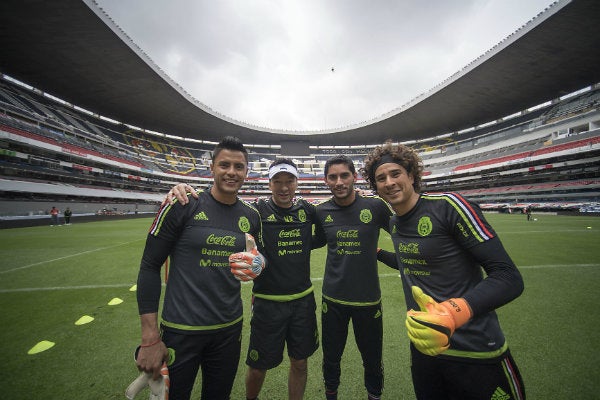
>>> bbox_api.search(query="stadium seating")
[1,75,599,219]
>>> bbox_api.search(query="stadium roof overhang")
[1,0,599,147]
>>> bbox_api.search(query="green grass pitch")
[1,213,598,399]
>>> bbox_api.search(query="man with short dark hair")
[63,207,72,224]
[50,206,59,225]
[135,136,265,400]
[313,155,393,400]
[244,159,320,400]
[167,158,321,400]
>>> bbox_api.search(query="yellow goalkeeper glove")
[229,233,266,281]
[405,286,472,356]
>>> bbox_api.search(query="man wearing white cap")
[166,158,321,400]
[243,159,320,400]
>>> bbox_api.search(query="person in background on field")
[135,136,266,400]
[526,206,532,221]
[167,158,321,400]
[312,155,394,400]
[64,207,72,225]
[50,206,59,226]
[362,143,526,400]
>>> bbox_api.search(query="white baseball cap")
[268,163,299,179]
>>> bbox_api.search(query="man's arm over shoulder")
[311,202,328,249]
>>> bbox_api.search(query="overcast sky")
[95,0,554,131]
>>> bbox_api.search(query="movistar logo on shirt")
[267,214,277,222]
[194,211,209,221]
[324,215,333,223]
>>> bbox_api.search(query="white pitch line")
[518,263,598,269]
[0,240,143,275]
[2,264,597,294]
[498,229,596,234]
[0,283,134,293]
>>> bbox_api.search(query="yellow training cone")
[108,297,123,306]
[75,315,94,325]
[129,284,137,291]
[27,340,55,355]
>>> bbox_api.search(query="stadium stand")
[1,74,599,225]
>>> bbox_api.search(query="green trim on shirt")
[443,341,508,359]
[253,286,314,302]
[161,315,243,331]
[323,294,382,307]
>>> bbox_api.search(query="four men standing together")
[136,136,525,399]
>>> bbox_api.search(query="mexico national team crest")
[298,209,306,223]
[238,216,250,232]
[249,349,259,362]
[418,216,433,237]
[359,209,372,224]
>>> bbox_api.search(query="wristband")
[140,338,161,348]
